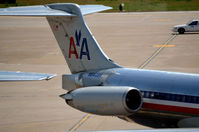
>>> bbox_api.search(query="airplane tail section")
[46,4,120,73]
[0,3,120,73]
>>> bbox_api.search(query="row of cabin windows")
[141,91,199,104]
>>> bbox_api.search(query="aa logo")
[68,30,90,60]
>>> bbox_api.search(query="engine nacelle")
[60,86,143,116]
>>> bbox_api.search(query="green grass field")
[1,0,199,12]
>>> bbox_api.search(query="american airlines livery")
[0,3,198,127]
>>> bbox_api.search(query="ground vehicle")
[173,20,199,34]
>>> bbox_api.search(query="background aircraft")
[0,3,199,128]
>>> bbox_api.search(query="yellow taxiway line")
[153,44,175,47]
[68,114,91,132]
[138,34,177,69]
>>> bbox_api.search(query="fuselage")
[82,68,199,116]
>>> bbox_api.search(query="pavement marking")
[125,34,177,123]
[68,114,90,132]
[67,34,177,132]
[138,34,177,69]
[153,44,175,47]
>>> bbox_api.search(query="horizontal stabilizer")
[0,3,112,16]
[80,5,112,15]
[0,5,75,16]
[0,71,56,81]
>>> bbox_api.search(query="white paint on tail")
[46,3,120,73]
[0,3,120,73]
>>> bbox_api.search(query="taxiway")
[0,11,199,132]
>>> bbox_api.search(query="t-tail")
[46,4,120,73]
[0,3,120,74]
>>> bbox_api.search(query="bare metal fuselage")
[67,68,199,116]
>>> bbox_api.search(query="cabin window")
[189,21,198,25]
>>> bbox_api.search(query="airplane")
[0,3,199,128]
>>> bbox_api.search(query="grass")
[0,0,199,12]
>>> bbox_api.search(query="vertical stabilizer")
[0,3,120,74]
[46,3,120,73]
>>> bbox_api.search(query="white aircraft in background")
[0,3,199,129]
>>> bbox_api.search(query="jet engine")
[60,86,143,116]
